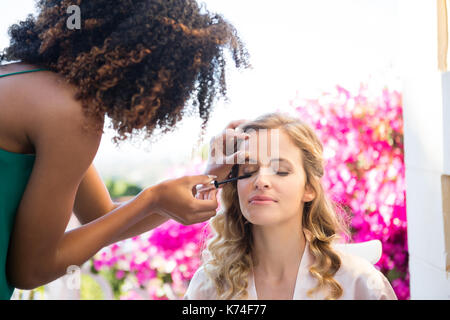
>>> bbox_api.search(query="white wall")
[399,0,450,299]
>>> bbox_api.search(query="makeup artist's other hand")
[204,119,250,183]
[150,175,219,225]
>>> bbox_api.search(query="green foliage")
[14,286,45,300]
[158,271,173,284]
[80,274,104,300]
[201,143,209,161]
[105,178,143,199]
[89,259,127,299]
[386,268,403,283]
[99,268,128,299]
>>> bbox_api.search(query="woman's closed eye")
[241,168,290,177]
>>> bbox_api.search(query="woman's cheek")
[237,181,249,206]
[278,179,303,204]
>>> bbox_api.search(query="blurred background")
[1,0,410,299]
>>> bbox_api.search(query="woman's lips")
[249,199,276,205]
[248,196,277,205]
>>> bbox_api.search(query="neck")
[251,216,306,281]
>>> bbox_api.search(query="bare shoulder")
[0,63,101,142]
[0,63,104,157]
[20,69,104,156]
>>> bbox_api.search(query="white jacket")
[184,239,398,300]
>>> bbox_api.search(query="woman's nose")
[253,168,273,189]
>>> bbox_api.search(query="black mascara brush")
[212,173,253,188]
[196,173,252,193]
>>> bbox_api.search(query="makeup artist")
[0,0,249,299]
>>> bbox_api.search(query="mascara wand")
[212,173,252,188]
[196,173,252,193]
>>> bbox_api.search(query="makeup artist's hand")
[204,119,250,184]
[150,175,219,225]
[195,186,219,201]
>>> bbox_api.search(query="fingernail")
[208,175,218,179]
[197,187,214,193]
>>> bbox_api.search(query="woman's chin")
[243,210,280,226]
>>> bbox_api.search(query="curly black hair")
[0,0,250,146]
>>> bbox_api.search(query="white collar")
[247,229,316,299]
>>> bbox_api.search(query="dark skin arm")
[6,75,219,290]
[73,163,170,246]
[72,120,251,239]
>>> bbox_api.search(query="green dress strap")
[0,68,49,78]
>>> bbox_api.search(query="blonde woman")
[184,112,397,300]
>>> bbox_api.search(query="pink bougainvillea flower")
[92,84,409,300]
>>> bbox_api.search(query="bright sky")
[0,0,400,185]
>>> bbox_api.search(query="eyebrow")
[243,157,293,166]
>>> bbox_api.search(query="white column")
[399,0,450,299]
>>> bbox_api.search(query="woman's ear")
[302,184,316,202]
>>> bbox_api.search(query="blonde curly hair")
[201,112,350,300]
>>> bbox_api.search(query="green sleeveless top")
[0,68,48,299]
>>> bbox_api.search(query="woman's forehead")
[239,129,302,165]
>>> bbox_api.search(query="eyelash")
[243,170,289,177]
